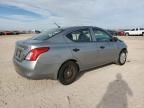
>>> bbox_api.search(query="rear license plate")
[15,48,23,61]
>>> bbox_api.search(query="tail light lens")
[25,47,49,61]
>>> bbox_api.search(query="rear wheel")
[117,50,127,65]
[142,33,144,36]
[125,33,129,36]
[58,61,79,85]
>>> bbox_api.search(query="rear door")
[91,28,117,65]
[66,28,100,69]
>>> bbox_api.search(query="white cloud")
[0,0,144,30]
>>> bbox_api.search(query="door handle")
[100,46,105,49]
[73,48,80,52]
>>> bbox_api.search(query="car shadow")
[76,63,113,81]
[96,73,133,108]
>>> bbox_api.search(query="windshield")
[32,28,63,41]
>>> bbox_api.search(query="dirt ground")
[0,34,144,108]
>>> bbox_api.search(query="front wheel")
[117,50,127,65]
[58,61,79,85]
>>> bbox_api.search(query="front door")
[92,28,117,65]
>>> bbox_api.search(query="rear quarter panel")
[34,37,74,79]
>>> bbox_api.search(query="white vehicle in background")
[124,28,144,36]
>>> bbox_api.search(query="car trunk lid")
[14,39,50,62]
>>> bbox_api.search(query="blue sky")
[0,4,42,21]
[0,0,144,30]
[0,4,39,17]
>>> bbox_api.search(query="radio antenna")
[54,22,61,28]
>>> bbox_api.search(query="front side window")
[93,29,112,42]
[66,29,92,42]
[140,28,144,30]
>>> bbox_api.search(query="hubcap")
[120,52,126,64]
[64,65,74,79]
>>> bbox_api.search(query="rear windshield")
[32,29,63,41]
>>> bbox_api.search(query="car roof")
[60,26,102,33]
[62,26,100,30]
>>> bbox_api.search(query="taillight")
[25,47,49,61]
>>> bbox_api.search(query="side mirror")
[112,37,118,42]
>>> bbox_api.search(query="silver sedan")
[13,26,127,85]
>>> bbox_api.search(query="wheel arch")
[125,32,129,36]
[121,48,128,53]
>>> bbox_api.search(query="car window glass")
[66,29,92,42]
[131,29,135,31]
[93,29,112,42]
[32,29,63,41]
[140,28,144,30]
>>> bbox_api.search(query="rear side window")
[66,29,92,42]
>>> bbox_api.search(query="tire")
[58,61,79,85]
[142,33,144,36]
[117,50,127,65]
[125,33,129,36]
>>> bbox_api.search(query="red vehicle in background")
[3,31,13,35]
[106,29,126,36]
[1,31,20,35]
[117,31,125,36]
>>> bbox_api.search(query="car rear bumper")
[13,58,38,79]
[13,58,59,80]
